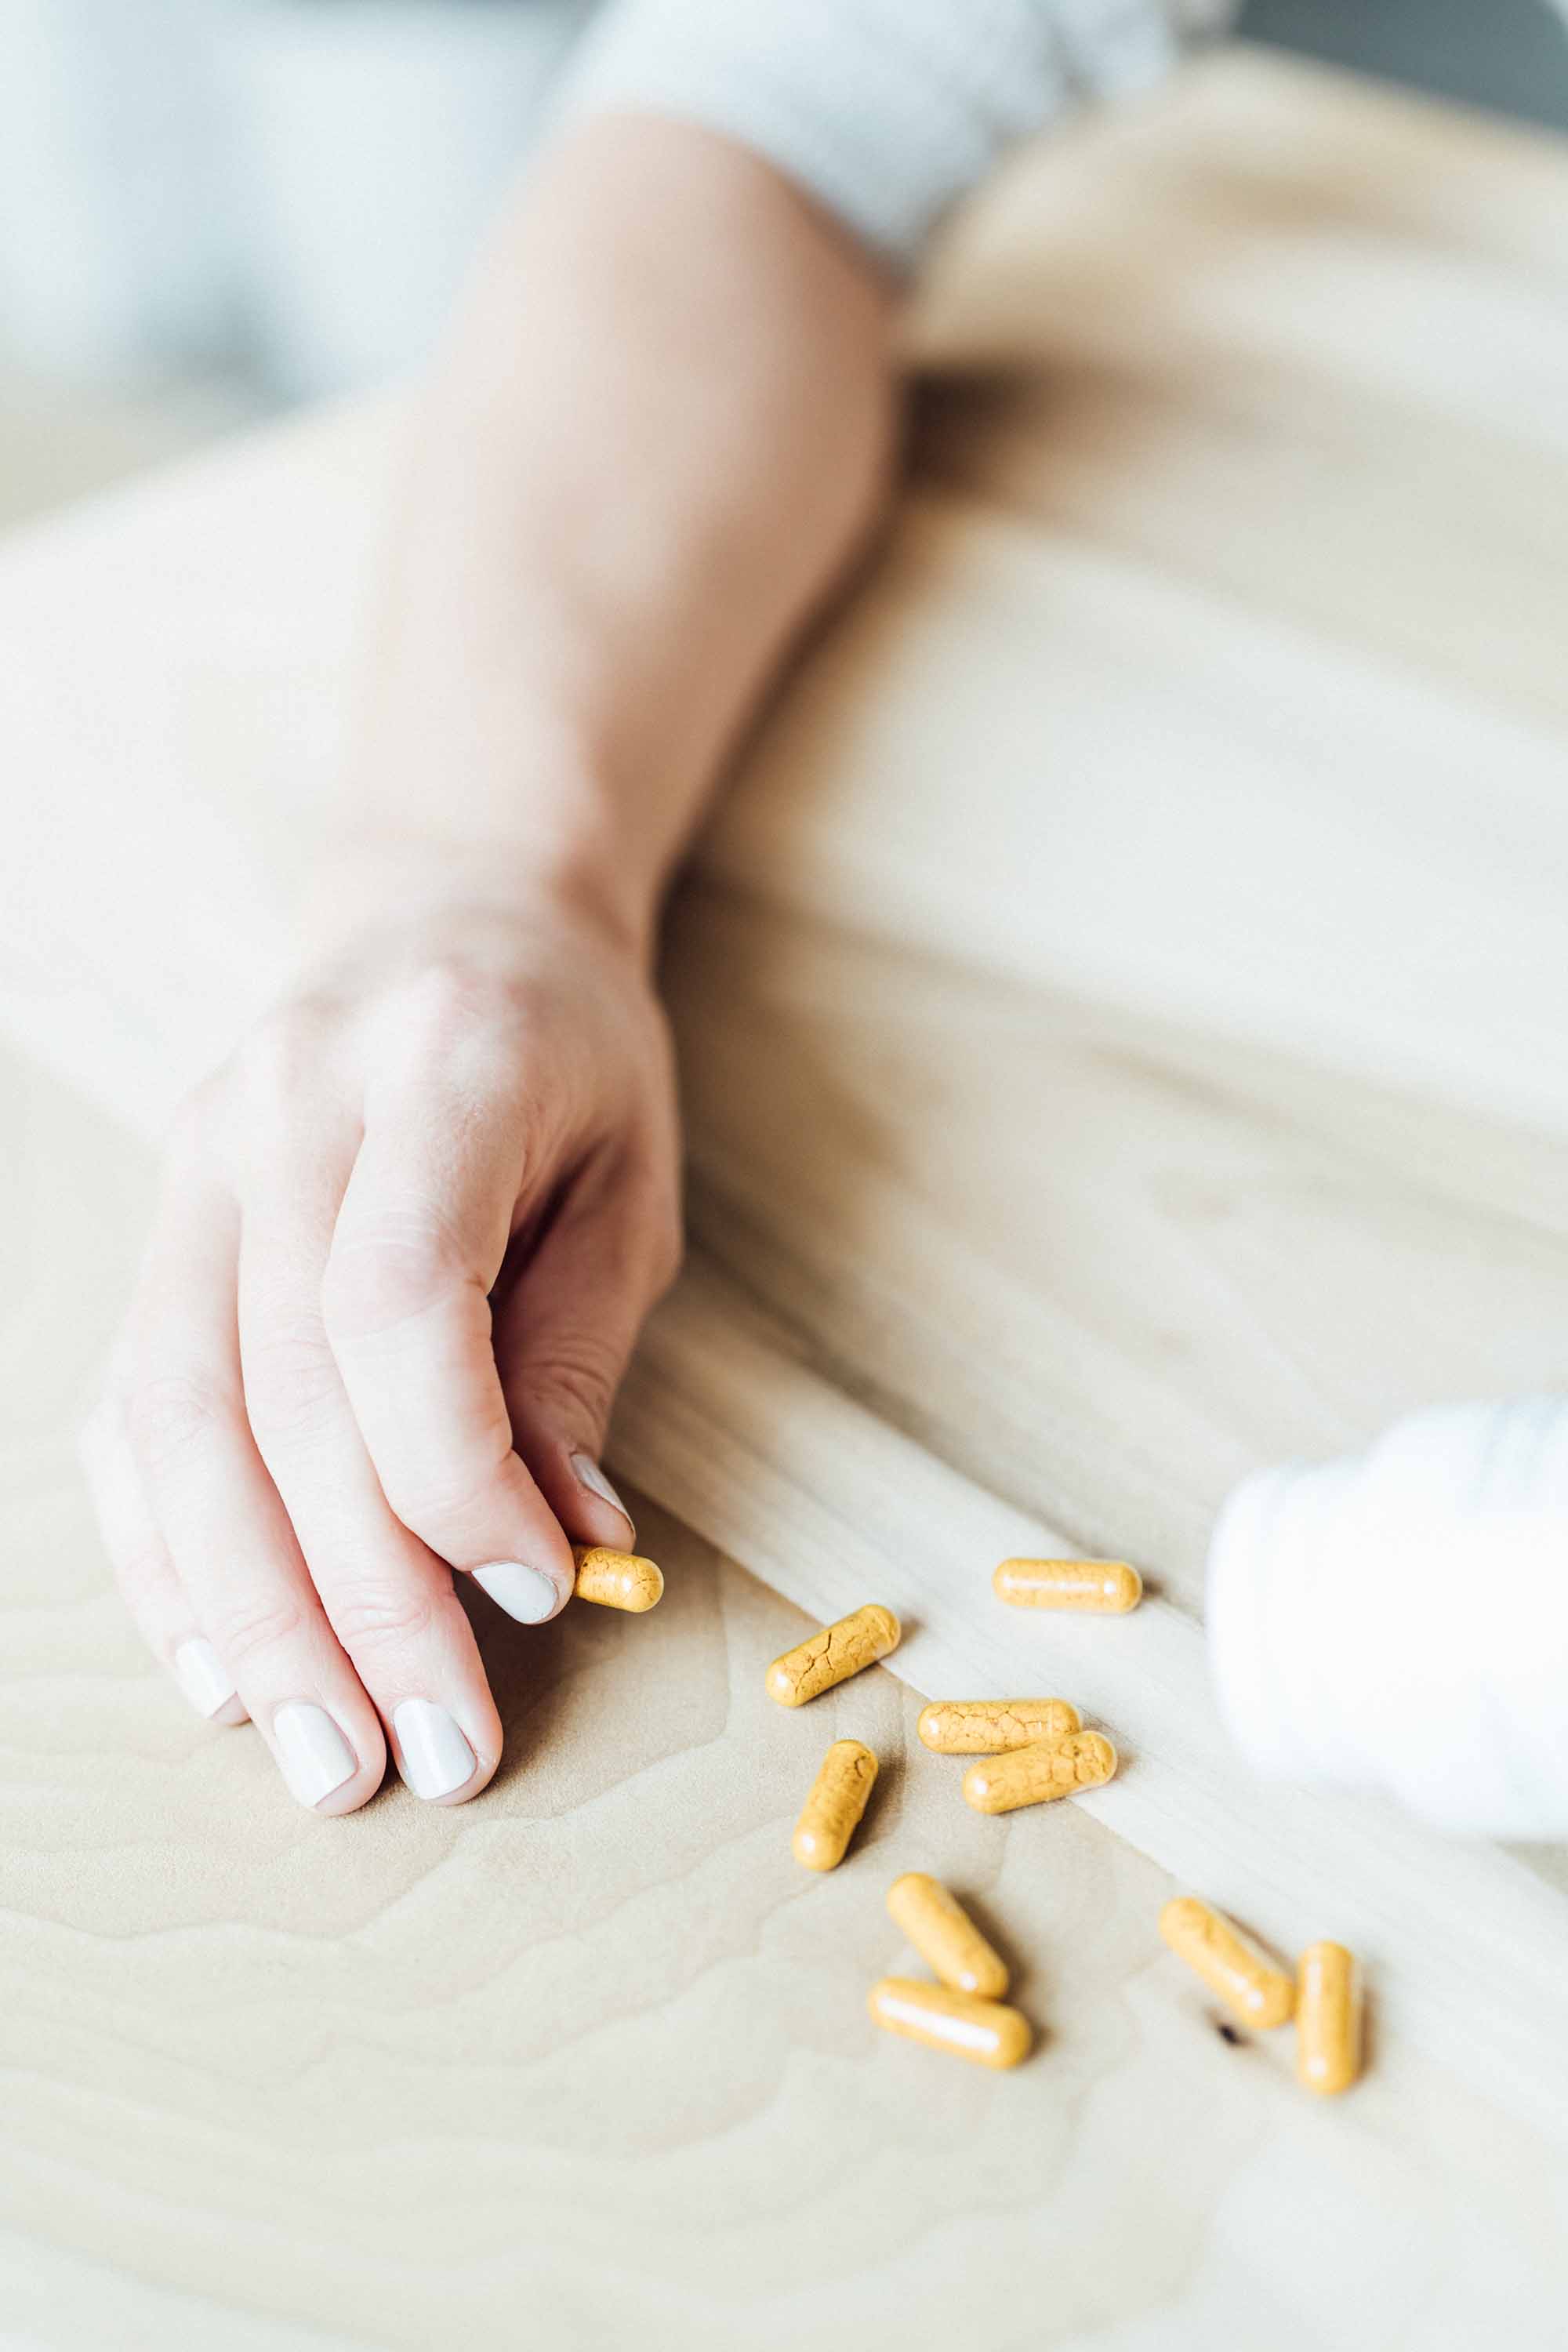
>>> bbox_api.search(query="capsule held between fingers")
[765,1603,901,1707]
[887,1873,1008,1998]
[572,1546,664,1612]
[962,1730,1117,1814]
[792,1739,878,1871]
[868,1976,1031,2069]
[993,1558,1142,1613]
[1160,1896,1295,2029]
[918,1697,1081,1753]
[1295,1940,1363,2094]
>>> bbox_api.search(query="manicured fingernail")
[393,1699,477,1801]
[570,1453,634,1539]
[172,1636,238,1719]
[273,1702,357,1809]
[470,1559,564,1624]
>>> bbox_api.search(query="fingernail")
[569,1453,635,1540]
[393,1699,477,1801]
[172,1636,238,1719]
[273,1702,357,1809]
[470,1559,565,1624]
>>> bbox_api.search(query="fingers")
[238,1155,502,1806]
[495,1147,681,1550]
[321,1090,580,1625]
[78,1361,249,1729]
[122,1180,387,1814]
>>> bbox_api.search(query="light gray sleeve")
[553,0,1239,272]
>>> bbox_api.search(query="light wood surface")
[3,49,1568,2350]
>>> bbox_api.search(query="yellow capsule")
[868,1976,1031,2070]
[792,1740,878,1871]
[962,1730,1117,1814]
[1160,1896,1295,2029]
[917,1697,1081,1754]
[993,1557,1142,1613]
[886,1873,1008,1998]
[572,1545,664,1613]
[765,1603,901,1707]
[1295,1941,1363,2095]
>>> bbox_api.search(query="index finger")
[320,1098,579,1626]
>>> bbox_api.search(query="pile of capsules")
[576,1544,1362,2096]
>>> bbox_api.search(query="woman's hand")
[76,111,891,1817]
[79,875,681,1812]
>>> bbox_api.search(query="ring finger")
[125,1178,386,1813]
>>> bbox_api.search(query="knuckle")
[206,1588,306,1670]
[383,964,551,1109]
[125,1371,229,1471]
[327,1581,437,1653]
[397,956,518,1040]
[383,1455,499,1539]
[321,1215,469,1341]
[242,1323,345,1444]
[379,1419,514,1538]
[515,1338,621,1432]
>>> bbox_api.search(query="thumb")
[495,1154,681,1554]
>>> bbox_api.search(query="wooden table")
[4,51,1568,2350]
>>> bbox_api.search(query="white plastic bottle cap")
[1206,1396,1568,1838]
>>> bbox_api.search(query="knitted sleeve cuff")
[551,0,1202,272]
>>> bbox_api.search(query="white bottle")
[1207,1396,1568,1838]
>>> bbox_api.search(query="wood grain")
[615,1248,1568,2142]
[6,1051,1568,2347]
[703,51,1568,1138]
[3,46,1568,2349]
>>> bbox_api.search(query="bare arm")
[83,118,898,1813]
[326,114,898,954]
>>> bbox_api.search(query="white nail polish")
[570,1453,634,1537]
[273,1703,357,1809]
[470,1559,563,1624]
[393,1700,477,1801]
[172,1637,238,1719]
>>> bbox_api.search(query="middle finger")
[238,1159,503,1806]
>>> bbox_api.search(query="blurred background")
[1,0,1565,532]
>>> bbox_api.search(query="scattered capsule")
[962,1730,1117,1814]
[1160,1896,1295,2029]
[765,1603,901,1707]
[918,1697,1081,1754]
[868,1976,1031,2069]
[1295,1941,1363,2095]
[887,1873,1008,1998]
[994,1557,1142,1613]
[572,1545,664,1612]
[792,1740,878,1871]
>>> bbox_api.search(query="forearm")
[325,114,898,960]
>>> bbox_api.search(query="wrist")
[307,706,662,968]
[328,662,670,963]
[298,823,655,980]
